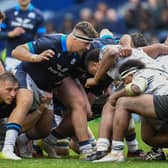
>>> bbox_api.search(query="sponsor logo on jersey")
[11,17,34,29]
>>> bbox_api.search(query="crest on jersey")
[14,11,19,16]
[28,12,36,19]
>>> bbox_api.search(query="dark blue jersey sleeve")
[27,34,62,54]
[0,11,10,39]
[34,8,46,36]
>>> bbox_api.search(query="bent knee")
[71,97,88,110]
[116,97,129,108]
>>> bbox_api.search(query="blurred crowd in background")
[1,0,168,49]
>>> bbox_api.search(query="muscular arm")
[0,26,25,39]
[94,46,119,83]
[12,44,35,62]
[110,80,143,107]
[109,76,146,106]
[12,43,54,62]
[143,43,168,59]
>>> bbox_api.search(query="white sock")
[111,140,124,154]
[126,139,138,152]
[33,140,38,146]
[96,138,110,152]
[2,129,19,153]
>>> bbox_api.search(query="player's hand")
[85,78,98,88]
[119,46,132,57]
[41,91,53,104]
[8,27,25,37]
[38,92,53,113]
[34,49,55,62]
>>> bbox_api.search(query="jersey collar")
[61,35,68,52]
[15,3,34,11]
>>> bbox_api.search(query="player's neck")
[66,36,73,53]
[20,4,29,11]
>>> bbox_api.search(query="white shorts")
[5,57,21,71]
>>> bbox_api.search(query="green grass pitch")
[0,119,167,168]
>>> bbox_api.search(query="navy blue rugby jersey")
[17,34,82,92]
[0,3,46,57]
[0,100,16,118]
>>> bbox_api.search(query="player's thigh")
[117,94,156,118]
[54,77,85,107]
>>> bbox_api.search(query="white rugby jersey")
[155,55,168,72]
[100,46,165,80]
[133,68,168,95]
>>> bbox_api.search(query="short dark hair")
[84,48,100,70]
[131,32,147,47]
[0,72,18,84]
[119,59,146,76]
[74,21,98,39]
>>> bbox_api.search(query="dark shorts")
[153,95,168,122]
[0,118,7,150]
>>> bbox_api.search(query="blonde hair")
[0,72,18,84]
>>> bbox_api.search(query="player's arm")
[0,61,5,73]
[85,45,119,88]
[12,41,55,62]
[0,25,25,39]
[36,14,46,38]
[110,76,147,106]
[143,43,168,59]
[0,12,25,39]
[95,46,118,81]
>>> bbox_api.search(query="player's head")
[70,21,98,52]
[119,59,145,84]
[0,72,18,104]
[131,32,147,48]
[84,48,100,75]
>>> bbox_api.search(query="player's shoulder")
[4,7,15,15]
[43,33,64,41]
[32,7,44,17]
